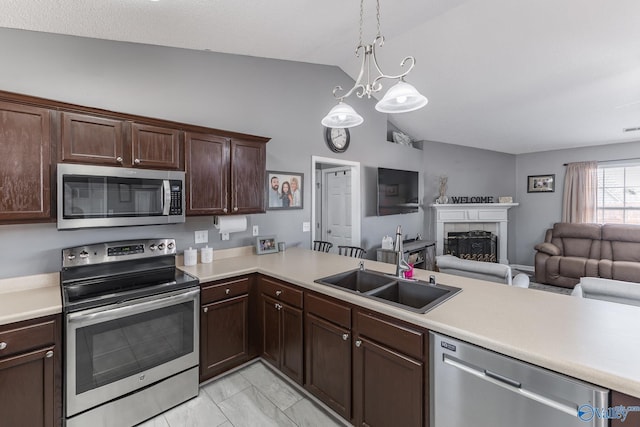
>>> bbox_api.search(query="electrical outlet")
[253,225,259,236]
[302,222,311,232]
[195,230,208,244]
[221,232,230,241]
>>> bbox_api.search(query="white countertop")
[2,247,639,399]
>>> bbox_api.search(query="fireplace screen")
[445,230,498,263]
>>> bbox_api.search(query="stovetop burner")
[60,238,199,312]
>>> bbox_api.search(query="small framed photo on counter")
[527,174,555,193]
[255,235,278,255]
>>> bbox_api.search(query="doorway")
[311,156,361,252]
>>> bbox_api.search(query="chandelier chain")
[376,0,381,37]
[358,0,364,47]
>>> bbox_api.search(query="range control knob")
[167,242,175,250]
[158,243,166,250]
[67,253,76,261]
[79,250,89,259]
[149,244,157,251]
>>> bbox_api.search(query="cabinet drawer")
[201,277,250,304]
[0,320,56,359]
[260,276,303,309]
[305,293,351,329]
[355,311,423,360]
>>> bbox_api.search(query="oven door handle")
[67,288,199,325]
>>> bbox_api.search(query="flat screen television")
[377,167,420,216]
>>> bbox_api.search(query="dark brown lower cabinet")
[611,391,640,427]
[0,315,61,427]
[305,313,352,420]
[261,294,304,384]
[353,310,425,427]
[200,276,252,382]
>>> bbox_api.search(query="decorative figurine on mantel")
[436,176,449,204]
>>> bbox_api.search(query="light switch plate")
[253,225,259,236]
[302,222,311,232]
[195,230,208,244]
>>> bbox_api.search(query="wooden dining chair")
[338,245,367,258]
[313,240,333,253]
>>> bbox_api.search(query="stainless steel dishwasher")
[430,332,609,427]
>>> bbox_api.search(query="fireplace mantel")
[431,203,518,264]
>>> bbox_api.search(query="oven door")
[65,287,199,417]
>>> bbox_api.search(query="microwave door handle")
[162,180,171,215]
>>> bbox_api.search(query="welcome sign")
[449,196,494,203]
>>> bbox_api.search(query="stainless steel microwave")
[57,164,185,230]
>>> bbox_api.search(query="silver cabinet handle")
[233,207,238,212]
[116,156,123,164]
[0,342,6,350]
[275,303,282,310]
[203,307,208,313]
[225,289,230,295]
[275,290,282,296]
[342,334,349,341]
[134,158,141,165]
[223,208,228,213]
[46,351,53,358]
[355,340,362,347]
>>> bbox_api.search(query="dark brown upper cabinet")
[60,112,183,170]
[185,133,266,216]
[0,101,52,222]
[130,123,182,170]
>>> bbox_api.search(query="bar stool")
[313,240,333,253]
[338,245,366,258]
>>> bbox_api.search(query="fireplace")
[444,230,498,263]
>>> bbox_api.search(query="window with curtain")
[596,163,640,224]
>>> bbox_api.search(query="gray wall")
[514,140,640,266]
[0,28,427,279]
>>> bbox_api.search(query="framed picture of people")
[266,171,304,210]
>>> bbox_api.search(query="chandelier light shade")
[321,0,428,128]
[321,101,364,128]
[375,80,428,113]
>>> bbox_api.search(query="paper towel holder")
[213,215,248,234]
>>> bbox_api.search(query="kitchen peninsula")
[1,247,639,426]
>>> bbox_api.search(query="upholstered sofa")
[534,223,640,288]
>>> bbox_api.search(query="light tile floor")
[138,361,346,427]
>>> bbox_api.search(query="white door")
[322,167,352,250]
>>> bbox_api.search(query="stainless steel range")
[60,238,200,427]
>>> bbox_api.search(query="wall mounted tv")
[377,167,420,216]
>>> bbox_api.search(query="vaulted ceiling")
[2,0,639,154]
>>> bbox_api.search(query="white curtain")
[562,161,598,223]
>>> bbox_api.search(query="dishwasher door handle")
[443,355,578,418]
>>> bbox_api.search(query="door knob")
[0,342,6,350]
[355,340,362,347]
[134,158,141,165]
[116,156,123,164]
[342,334,349,341]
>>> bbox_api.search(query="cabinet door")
[131,123,182,170]
[0,101,51,221]
[185,132,230,215]
[261,295,281,368]
[230,139,266,214]
[200,295,249,381]
[0,346,55,427]
[305,313,351,419]
[612,391,640,427]
[353,337,423,427]
[280,303,303,384]
[60,112,125,165]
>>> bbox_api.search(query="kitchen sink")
[315,269,396,293]
[367,280,461,313]
[315,269,461,313]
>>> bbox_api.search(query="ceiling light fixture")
[321,0,428,129]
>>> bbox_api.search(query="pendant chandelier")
[321,0,428,129]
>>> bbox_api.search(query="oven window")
[75,300,194,394]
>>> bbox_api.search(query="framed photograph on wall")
[527,174,555,193]
[255,235,278,255]
[266,171,303,210]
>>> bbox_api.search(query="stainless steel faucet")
[394,225,411,278]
